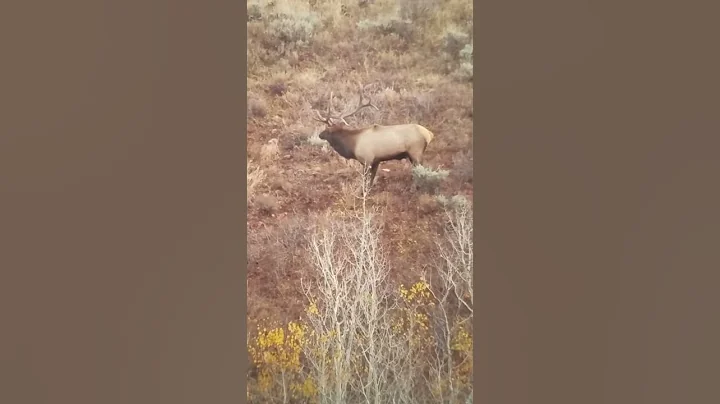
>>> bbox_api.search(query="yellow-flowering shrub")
[247,320,317,403]
[247,278,473,403]
[452,325,473,387]
[395,279,474,402]
[394,280,436,352]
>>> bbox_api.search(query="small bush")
[435,194,470,211]
[442,26,470,59]
[247,3,262,21]
[247,0,320,56]
[255,194,279,214]
[452,149,473,183]
[357,17,415,42]
[259,139,280,163]
[266,9,320,45]
[459,43,473,62]
[268,82,287,96]
[455,43,473,81]
[270,177,293,193]
[248,97,268,118]
[397,0,438,23]
[412,165,449,194]
[417,193,440,214]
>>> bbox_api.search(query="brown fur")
[319,122,435,186]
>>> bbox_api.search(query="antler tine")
[360,81,380,110]
[327,91,333,117]
[311,91,337,126]
[339,82,380,121]
[362,80,380,92]
[312,109,327,123]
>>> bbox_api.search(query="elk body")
[314,83,435,187]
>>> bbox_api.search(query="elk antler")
[312,91,338,126]
[312,82,380,126]
[337,82,380,124]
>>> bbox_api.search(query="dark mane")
[329,124,367,136]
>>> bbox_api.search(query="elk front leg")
[359,162,380,193]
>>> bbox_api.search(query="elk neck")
[325,127,361,160]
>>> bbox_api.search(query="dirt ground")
[247,118,473,328]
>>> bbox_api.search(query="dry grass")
[247,160,265,202]
[246,1,473,398]
[259,138,280,162]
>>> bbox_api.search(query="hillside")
[246,0,473,402]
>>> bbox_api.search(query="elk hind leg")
[368,162,380,186]
[408,150,423,167]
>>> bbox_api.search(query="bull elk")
[313,83,435,188]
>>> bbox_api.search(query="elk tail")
[417,125,435,145]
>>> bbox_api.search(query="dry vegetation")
[247,0,473,402]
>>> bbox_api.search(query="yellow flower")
[291,377,318,399]
[306,301,319,316]
[451,327,473,352]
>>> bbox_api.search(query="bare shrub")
[300,168,407,404]
[434,195,472,313]
[451,149,473,183]
[426,194,473,403]
[412,165,450,194]
[248,170,475,403]
[248,215,311,283]
[417,193,440,215]
[337,180,361,212]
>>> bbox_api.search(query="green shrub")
[397,0,438,23]
[456,43,473,80]
[357,17,415,42]
[435,194,470,211]
[412,165,450,194]
[247,3,263,21]
[267,10,320,45]
[442,27,470,58]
